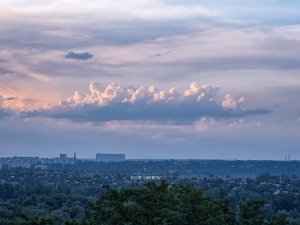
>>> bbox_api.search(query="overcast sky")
[0,0,299,159]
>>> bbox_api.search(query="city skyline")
[0,0,299,159]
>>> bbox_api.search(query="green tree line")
[65,180,288,225]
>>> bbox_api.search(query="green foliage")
[27,216,54,225]
[77,180,288,225]
[0,168,295,224]
[8,216,54,225]
[238,199,268,224]
[64,219,81,225]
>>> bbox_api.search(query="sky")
[0,0,299,160]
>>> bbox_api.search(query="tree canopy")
[70,180,288,225]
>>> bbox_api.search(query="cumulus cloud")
[20,82,271,124]
[221,94,238,109]
[65,52,93,60]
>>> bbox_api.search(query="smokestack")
[289,154,290,161]
[74,152,76,163]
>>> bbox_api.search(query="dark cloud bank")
[21,100,271,124]
[65,52,93,60]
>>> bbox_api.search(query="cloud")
[65,52,93,60]
[153,50,172,57]
[229,120,262,129]
[221,94,238,109]
[0,95,3,107]
[0,109,10,119]
[6,97,17,100]
[20,82,271,124]
[221,95,246,110]
[0,68,14,75]
[0,95,11,119]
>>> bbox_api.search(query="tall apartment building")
[96,153,125,162]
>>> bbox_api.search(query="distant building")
[12,156,39,164]
[60,154,67,161]
[96,153,125,162]
[35,165,47,169]
[0,155,75,167]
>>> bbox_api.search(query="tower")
[60,154,66,161]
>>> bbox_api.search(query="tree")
[273,192,294,212]
[75,180,288,225]
[238,199,289,225]
[27,216,54,225]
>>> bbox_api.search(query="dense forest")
[0,170,292,225]
[1,163,300,224]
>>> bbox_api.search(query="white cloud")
[238,97,245,103]
[55,81,220,108]
[221,94,237,109]
[221,95,245,110]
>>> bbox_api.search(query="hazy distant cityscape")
[0,153,126,169]
[1,153,299,179]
